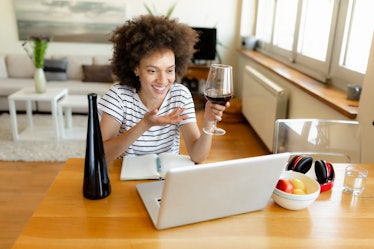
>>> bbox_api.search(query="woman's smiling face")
[135,49,176,105]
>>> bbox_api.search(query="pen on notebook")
[157,157,162,174]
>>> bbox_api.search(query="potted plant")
[22,35,51,93]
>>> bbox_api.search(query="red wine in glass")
[204,90,232,106]
[203,64,233,135]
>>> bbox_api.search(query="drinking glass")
[203,64,233,135]
[343,165,368,195]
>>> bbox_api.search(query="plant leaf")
[166,2,177,18]
[143,3,154,15]
[215,50,222,64]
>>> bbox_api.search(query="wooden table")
[12,159,374,249]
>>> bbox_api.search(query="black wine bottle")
[83,93,111,200]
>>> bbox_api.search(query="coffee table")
[58,95,88,140]
[8,87,68,140]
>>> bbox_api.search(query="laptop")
[136,152,290,230]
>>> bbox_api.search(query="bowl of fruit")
[272,171,320,210]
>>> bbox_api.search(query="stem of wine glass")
[212,120,218,132]
[203,120,226,135]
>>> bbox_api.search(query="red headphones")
[286,155,335,192]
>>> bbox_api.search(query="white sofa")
[0,54,114,113]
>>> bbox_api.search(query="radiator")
[242,66,288,151]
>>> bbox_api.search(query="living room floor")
[0,109,270,249]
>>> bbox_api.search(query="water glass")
[343,166,368,195]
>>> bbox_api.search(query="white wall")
[0,0,241,70]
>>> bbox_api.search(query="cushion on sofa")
[6,54,34,78]
[44,58,68,81]
[0,55,8,79]
[82,65,113,83]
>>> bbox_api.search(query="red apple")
[276,179,294,194]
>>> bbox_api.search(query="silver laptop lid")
[137,153,290,229]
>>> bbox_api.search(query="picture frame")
[14,0,126,43]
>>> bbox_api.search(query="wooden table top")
[12,158,374,249]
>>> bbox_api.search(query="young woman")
[98,15,229,163]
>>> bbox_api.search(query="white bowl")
[272,171,320,210]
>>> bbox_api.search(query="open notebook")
[137,153,290,229]
[120,153,195,180]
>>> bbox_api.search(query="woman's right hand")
[204,100,230,122]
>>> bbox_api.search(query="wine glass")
[203,64,233,135]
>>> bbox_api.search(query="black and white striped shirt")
[98,83,196,157]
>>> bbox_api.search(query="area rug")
[0,113,87,162]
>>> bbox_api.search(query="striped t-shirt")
[98,83,196,157]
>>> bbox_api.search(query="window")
[252,0,374,91]
[273,0,298,51]
[340,0,373,73]
[297,0,334,61]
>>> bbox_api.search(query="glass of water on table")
[343,165,368,195]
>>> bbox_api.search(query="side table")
[8,87,68,140]
[58,95,88,140]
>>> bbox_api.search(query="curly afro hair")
[110,15,199,91]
